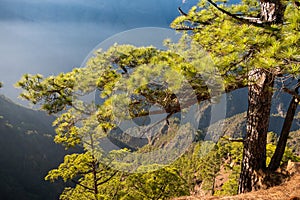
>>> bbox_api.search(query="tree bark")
[238,0,286,193]
[238,69,275,193]
[260,0,285,24]
[268,81,300,171]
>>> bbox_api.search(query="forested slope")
[0,95,70,200]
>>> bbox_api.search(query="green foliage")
[198,143,221,195]
[16,73,74,113]
[15,34,221,198]
[121,167,189,200]
[214,139,243,196]
[45,152,95,182]
[265,132,300,166]
[216,165,240,196]
[171,0,300,82]
[267,131,278,144]
[172,140,242,196]
[266,143,300,166]
[172,142,214,193]
[45,151,123,200]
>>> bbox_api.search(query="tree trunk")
[238,0,286,193]
[238,69,275,193]
[92,159,99,200]
[260,0,285,24]
[268,81,300,171]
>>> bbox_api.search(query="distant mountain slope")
[289,130,300,156]
[0,95,70,200]
[205,111,300,142]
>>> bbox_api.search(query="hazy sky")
[0,0,198,104]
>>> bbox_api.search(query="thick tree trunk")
[238,69,275,193]
[238,0,286,193]
[268,81,300,171]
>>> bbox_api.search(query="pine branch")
[206,0,273,27]
[222,48,255,76]
[175,0,276,31]
[96,171,118,186]
[175,7,211,30]
[71,179,94,191]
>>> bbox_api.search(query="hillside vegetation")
[1,93,299,199]
[174,162,300,200]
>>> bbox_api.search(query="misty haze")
[0,0,195,104]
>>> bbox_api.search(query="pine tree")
[171,0,299,193]
[198,143,221,195]
[16,45,210,198]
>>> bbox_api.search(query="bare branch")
[228,138,245,142]
[175,26,199,30]
[222,136,245,143]
[283,87,300,100]
[178,7,188,16]
[206,0,272,27]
